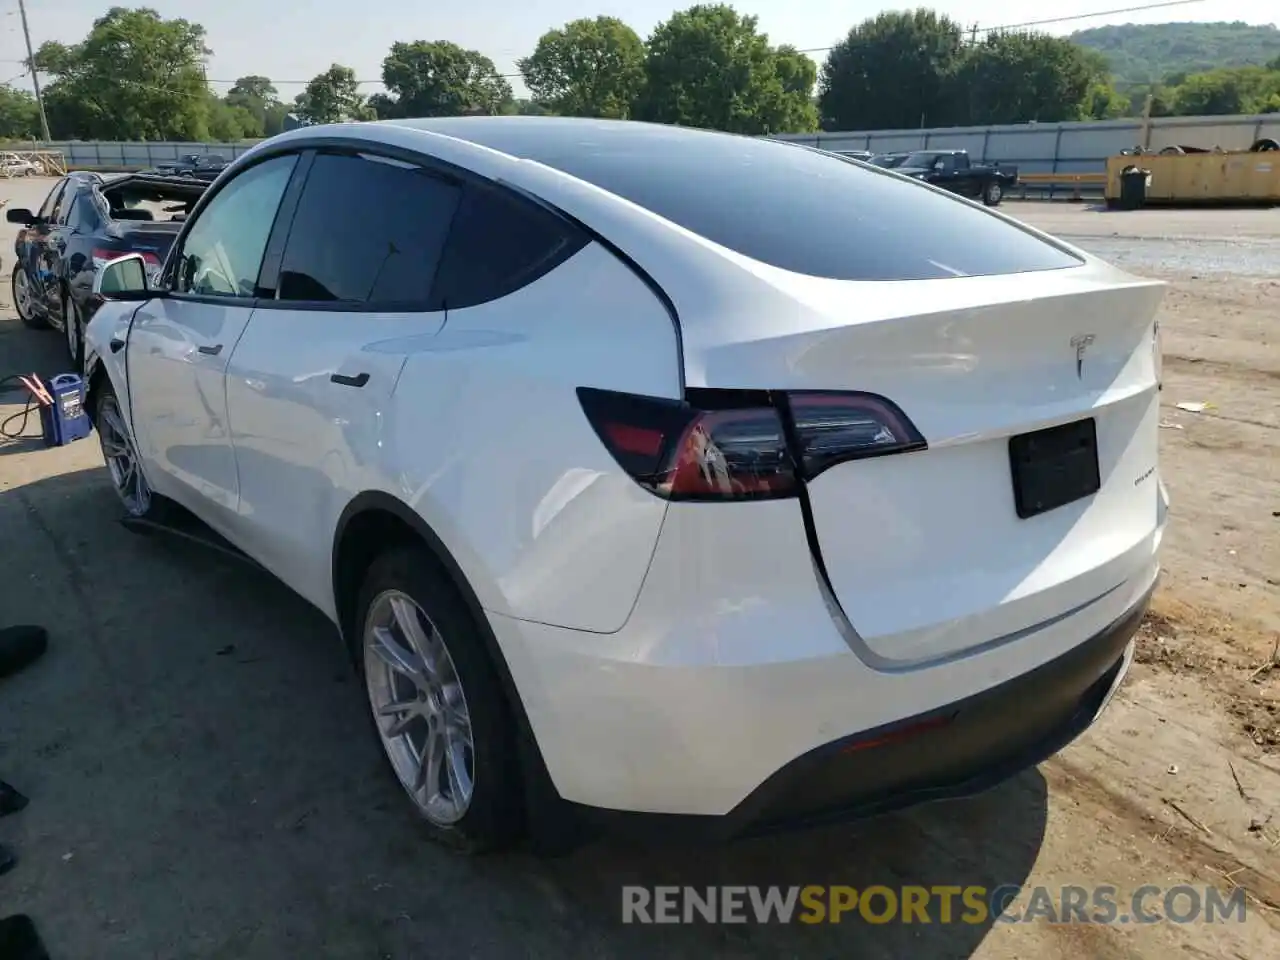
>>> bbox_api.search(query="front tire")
[12,264,46,329]
[64,295,84,371]
[95,381,159,519]
[982,181,1004,206]
[355,547,524,854]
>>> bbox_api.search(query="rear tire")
[354,546,525,854]
[63,295,84,372]
[95,380,163,520]
[12,264,46,330]
[982,181,1003,206]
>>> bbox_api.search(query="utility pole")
[17,0,52,142]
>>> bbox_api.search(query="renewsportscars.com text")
[621,884,1247,925]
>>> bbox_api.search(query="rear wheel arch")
[84,357,109,427]
[331,492,579,850]
[331,493,529,730]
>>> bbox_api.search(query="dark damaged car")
[8,171,208,367]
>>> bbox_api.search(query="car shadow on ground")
[0,465,1052,959]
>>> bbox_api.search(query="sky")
[0,0,1276,101]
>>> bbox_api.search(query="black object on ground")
[0,627,47,681]
[0,914,52,960]
[0,782,28,818]
[1117,167,1149,210]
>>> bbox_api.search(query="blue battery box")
[39,374,94,447]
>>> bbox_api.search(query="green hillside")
[1071,21,1280,87]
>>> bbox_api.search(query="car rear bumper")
[490,490,1164,823]
[572,582,1147,843]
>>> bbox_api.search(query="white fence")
[7,113,1280,174]
[772,114,1280,174]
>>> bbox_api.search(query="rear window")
[400,120,1079,281]
[540,138,1080,281]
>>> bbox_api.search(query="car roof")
[382,116,799,175]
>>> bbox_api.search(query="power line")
[790,0,1208,55]
[7,0,1212,96]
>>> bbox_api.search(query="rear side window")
[430,185,587,310]
[276,152,461,306]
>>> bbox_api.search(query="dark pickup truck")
[149,153,230,182]
[891,150,1018,206]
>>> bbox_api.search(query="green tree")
[1085,80,1130,119]
[955,31,1104,124]
[759,45,818,132]
[293,64,372,124]
[519,16,645,118]
[0,87,40,139]
[377,41,512,118]
[30,7,211,140]
[637,4,816,134]
[819,10,965,131]
[1171,67,1268,115]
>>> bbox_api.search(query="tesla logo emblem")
[1071,334,1096,379]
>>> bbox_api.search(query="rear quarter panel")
[387,241,682,634]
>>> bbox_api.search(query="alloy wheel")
[12,269,32,322]
[364,589,475,826]
[97,394,152,517]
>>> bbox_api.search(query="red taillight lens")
[577,387,926,501]
[92,248,162,267]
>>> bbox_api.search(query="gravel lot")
[1,179,1277,958]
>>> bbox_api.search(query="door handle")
[330,372,370,388]
[197,343,223,356]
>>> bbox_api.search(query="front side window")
[174,154,298,298]
[37,180,66,221]
[275,152,461,306]
[50,182,76,224]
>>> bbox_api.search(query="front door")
[21,178,67,317]
[126,153,300,530]
[224,150,462,611]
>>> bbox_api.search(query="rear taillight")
[577,387,925,501]
[92,248,162,270]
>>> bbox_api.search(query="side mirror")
[93,253,152,301]
[6,207,36,226]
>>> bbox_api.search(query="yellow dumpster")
[1105,146,1280,205]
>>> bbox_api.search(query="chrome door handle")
[197,343,223,356]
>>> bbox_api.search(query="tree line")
[0,6,1276,144]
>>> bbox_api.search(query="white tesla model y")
[83,117,1168,852]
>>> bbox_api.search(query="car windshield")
[901,152,942,168]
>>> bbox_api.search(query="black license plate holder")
[1008,418,1101,519]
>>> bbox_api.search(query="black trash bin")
[1117,166,1149,210]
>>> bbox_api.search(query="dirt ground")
[0,179,1277,958]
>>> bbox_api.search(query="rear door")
[223,149,462,610]
[126,153,299,529]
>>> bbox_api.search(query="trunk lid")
[103,220,184,267]
[683,264,1166,664]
